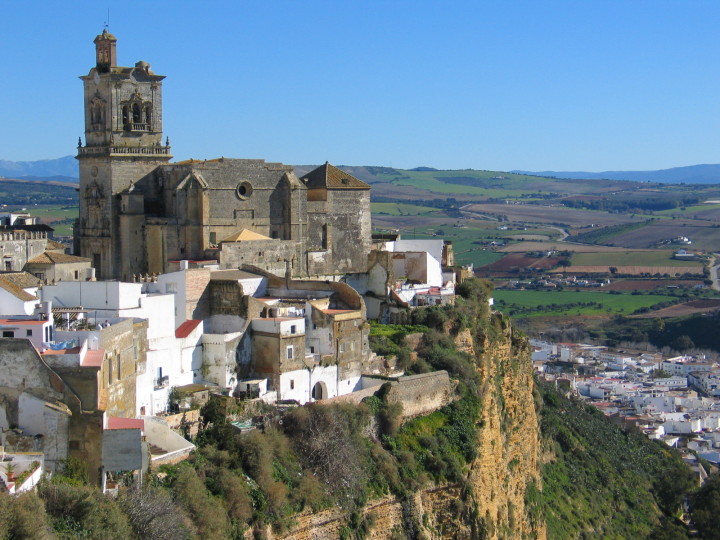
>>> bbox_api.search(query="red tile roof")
[81,349,104,368]
[175,319,202,338]
[26,251,91,265]
[0,318,47,326]
[301,162,371,190]
[106,417,144,430]
[41,347,81,355]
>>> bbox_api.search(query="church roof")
[301,162,370,190]
[26,252,92,265]
[221,229,272,243]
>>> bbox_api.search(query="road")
[709,254,720,291]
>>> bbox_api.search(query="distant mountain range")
[2,156,720,185]
[511,164,720,184]
[0,156,78,182]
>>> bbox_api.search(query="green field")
[371,202,442,216]
[27,205,78,237]
[654,203,720,216]
[493,289,677,317]
[378,220,560,268]
[571,250,703,268]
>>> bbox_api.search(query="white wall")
[0,289,37,316]
[278,365,338,403]
[18,393,46,436]
[40,281,143,311]
[391,239,444,262]
[251,317,304,336]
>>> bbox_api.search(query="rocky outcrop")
[275,314,543,539]
[469,316,545,539]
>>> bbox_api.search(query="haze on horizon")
[1,1,719,173]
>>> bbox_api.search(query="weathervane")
[103,9,110,31]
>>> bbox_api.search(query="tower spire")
[94,28,117,73]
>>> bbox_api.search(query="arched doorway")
[312,381,327,401]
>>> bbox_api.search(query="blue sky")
[1,1,719,171]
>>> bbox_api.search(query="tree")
[119,485,191,540]
[691,473,720,539]
[671,335,695,351]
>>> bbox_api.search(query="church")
[75,30,372,281]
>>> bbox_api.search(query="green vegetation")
[572,249,703,268]
[538,381,695,539]
[592,311,720,352]
[0,180,77,207]
[493,289,677,317]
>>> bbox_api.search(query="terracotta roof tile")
[0,276,37,301]
[301,162,370,190]
[106,417,144,430]
[0,272,41,289]
[45,240,68,252]
[176,320,202,338]
[26,252,91,265]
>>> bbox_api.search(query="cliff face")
[275,315,543,539]
[467,319,545,539]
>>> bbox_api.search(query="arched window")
[122,105,130,130]
[132,104,141,124]
[144,104,152,129]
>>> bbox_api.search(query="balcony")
[77,144,172,158]
[154,375,169,389]
[126,122,150,132]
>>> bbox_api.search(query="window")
[290,380,295,390]
[272,231,278,239]
[209,232,217,245]
[4,261,11,271]
[287,346,293,359]
[310,346,315,354]
[339,343,346,353]
[290,325,296,334]
[2,331,13,338]
[26,330,32,337]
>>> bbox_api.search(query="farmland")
[464,203,644,228]
[571,250,704,268]
[493,289,678,318]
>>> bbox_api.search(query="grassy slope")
[538,381,693,539]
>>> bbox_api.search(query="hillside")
[0,280,701,539]
[513,164,720,184]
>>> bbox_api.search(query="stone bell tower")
[75,30,172,279]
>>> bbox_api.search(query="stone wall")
[383,371,453,418]
[219,240,301,277]
[0,232,48,272]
